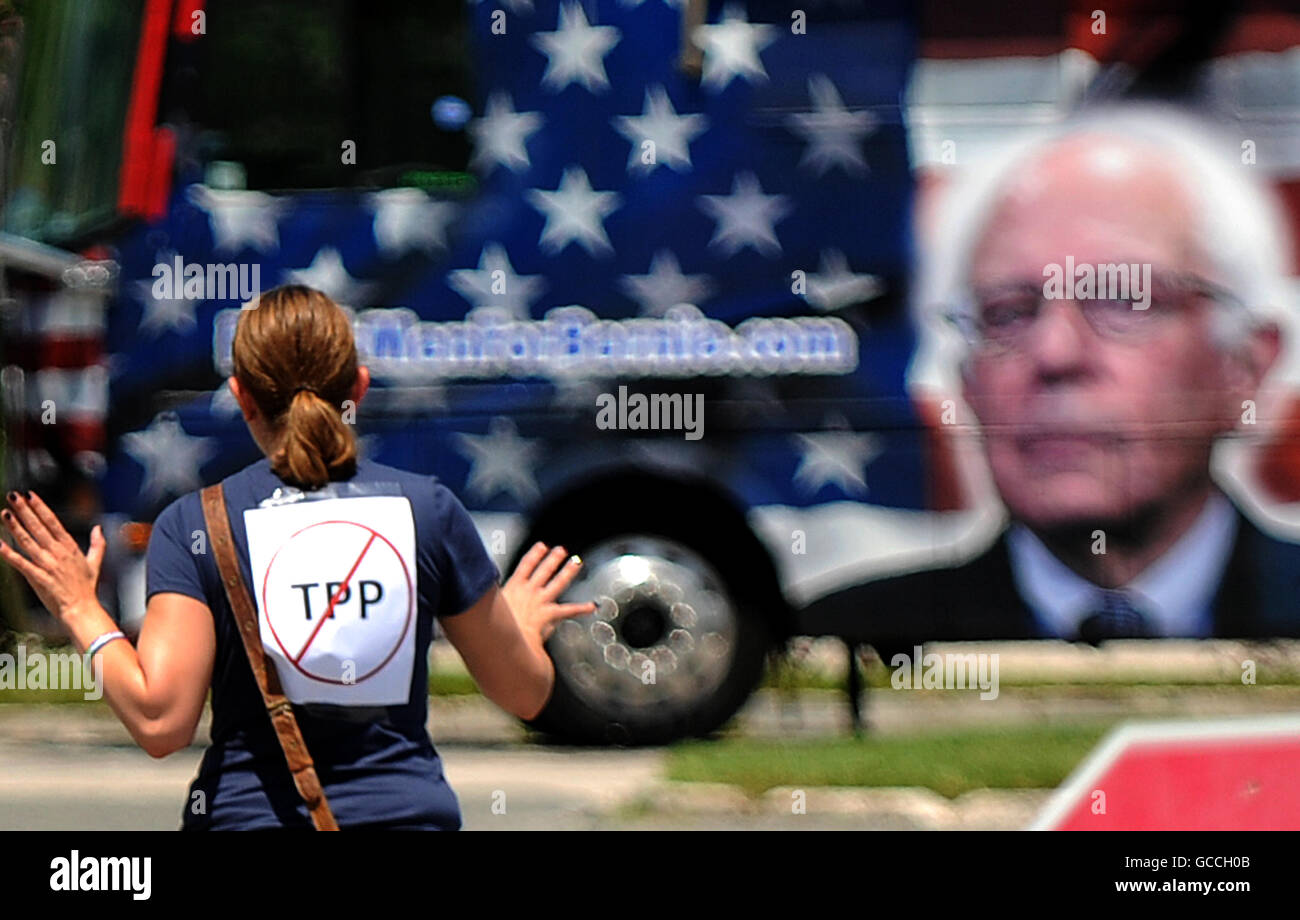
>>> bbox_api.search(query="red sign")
[1032,715,1300,830]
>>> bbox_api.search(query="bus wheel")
[524,531,773,746]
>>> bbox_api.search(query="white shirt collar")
[1006,492,1239,638]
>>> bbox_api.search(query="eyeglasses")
[945,272,1241,356]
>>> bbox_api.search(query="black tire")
[518,488,779,746]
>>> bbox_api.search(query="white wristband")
[85,630,127,661]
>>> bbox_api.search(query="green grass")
[666,722,1116,798]
[761,658,1300,692]
[0,667,480,701]
[1,671,478,703]
[0,639,106,703]
[0,687,104,704]
[428,670,480,696]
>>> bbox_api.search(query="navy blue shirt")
[145,457,500,830]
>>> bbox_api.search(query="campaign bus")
[4,0,1300,744]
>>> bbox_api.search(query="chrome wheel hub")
[548,535,738,715]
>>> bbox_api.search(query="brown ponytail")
[231,284,359,490]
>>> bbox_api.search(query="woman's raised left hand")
[501,541,596,652]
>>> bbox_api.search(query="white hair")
[915,103,1296,374]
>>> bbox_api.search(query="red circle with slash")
[260,520,414,684]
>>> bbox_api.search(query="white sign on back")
[243,495,417,706]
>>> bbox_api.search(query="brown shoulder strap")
[200,483,339,831]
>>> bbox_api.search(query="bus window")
[170,0,474,191]
[3,0,144,246]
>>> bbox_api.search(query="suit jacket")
[796,509,1300,654]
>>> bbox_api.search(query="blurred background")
[2,0,1300,829]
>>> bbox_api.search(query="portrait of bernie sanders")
[800,106,1300,647]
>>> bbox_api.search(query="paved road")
[0,739,672,831]
[5,683,1299,830]
[0,738,1032,830]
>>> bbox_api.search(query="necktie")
[1077,589,1152,644]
